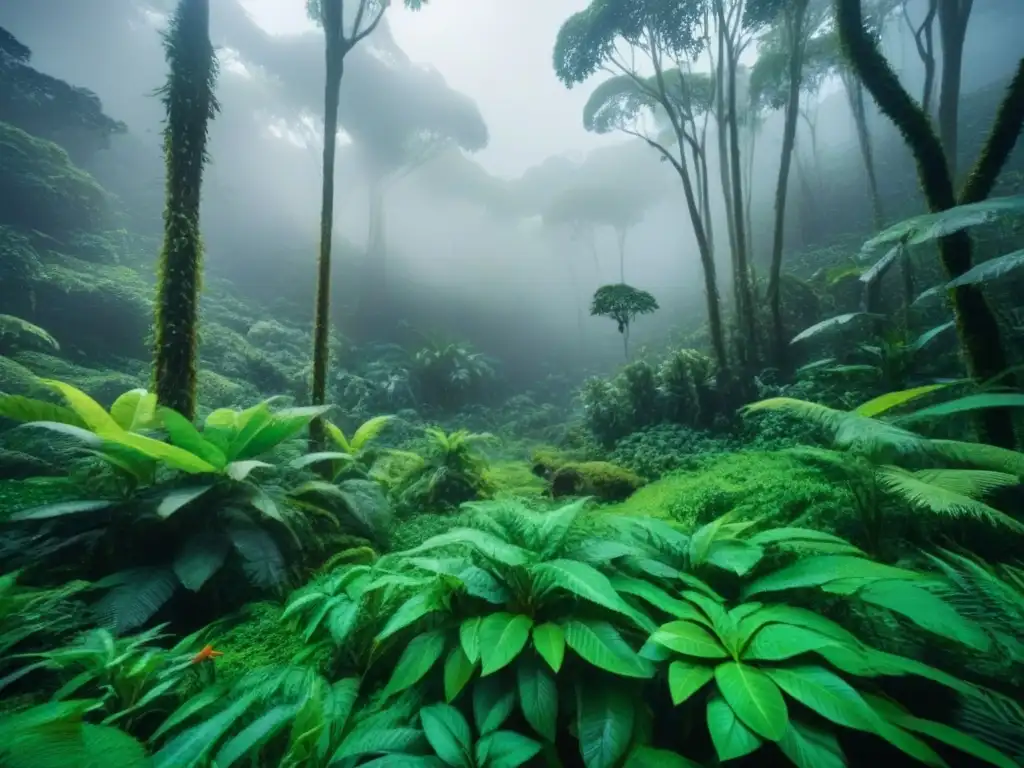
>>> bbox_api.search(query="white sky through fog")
[239,0,622,178]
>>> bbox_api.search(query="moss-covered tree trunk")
[152,0,218,420]
[767,0,810,373]
[309,21,346,451]
[836,0,1024,449]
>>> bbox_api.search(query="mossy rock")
[607,450,853,530]
[550,461,645,502]
[0,356,51,398]
[389,513,465,552]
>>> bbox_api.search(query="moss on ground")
[606,450,853,529]
[485,460,547,498]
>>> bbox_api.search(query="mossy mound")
[607,450,853,529]
[389,513,465,552]
[550,461,645,502]
[197,369,256,410]
[13,352,139,406]
[0,356,51,398]
[211,602,330,684]
[485,460,548,498]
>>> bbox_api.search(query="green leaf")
[155,485,215,519]
[214,704,297,767]
[742,624,845,662]
[289,451,354,470]
[382,630,447,698]
[401,528,531,567]
[857,579,989,650]
[742,555,923,597]
[517,656,557,742]
[610,575,706,621]
[714,662,788,741]
[564,619,653,678]
[109,389,157,431]
[151,692,258,768]
[475,730,542,768]
[0,394,84,427]
[855,384,949,418]
[443,645,476,702]
[159,407,227,469]
[899,393,1024,422]
[9,499,114,521]
[532,623,565,673]
[420,703,473,768]
[946,247,1024,289]
[377,589,445,643]
[777,720,846,768]
[41,379,120,433]
[474,676,517,735]
[576,681,635,768]
[173,532,229,591]
[479,613,533,676]
[649,621,728,659]
[668,660,715,706]
[764,665,878,732]
[706,691,762,762]
[460,617,482,662]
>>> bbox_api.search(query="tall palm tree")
[152,0,219,420]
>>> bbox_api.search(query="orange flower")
[190,644,224,664]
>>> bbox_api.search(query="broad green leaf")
[857,579,989,650]
[668,660,715,706]
[474,676,517,735]
[400,529,530,566]
[715,662,788,741]
[159,408,227,469]
[324,420,352,453]
[331,725,424,761]
[0,394,84,427]
[110,430,218,474]
[576,682,635,768]
[777,720,845,768]
[476,730,542,768]
[289,451,354,470]
[855,384,948,418]
[610,575,707,622]
[226,460,272,481]
[564,619,653,678]
[861,196,1024,252]
[742,555,923,597]
[382,630,447,698]
[443,645,476,702]
[109,389,157,431]
[349,415,394,452]
[532,623,565,673]
[151,692,258,768]
[764,665,877,732]
[156,485,215,519]
[517,656,557,742]
[705,540,763,576]
[420,704,472,768]
[460,617,483,662]
[41,379,119,433]
[791,313,864,344]
[649,621,728,659]
[899,393,1024,422]
[479,613,534,675]
[742,624,844,662]
[377,589,445,642]
[173,532,230,591]
[946,247,1024,288]
[9,499,114,521]
[706,691,762,762]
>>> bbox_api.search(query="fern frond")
[348,415,393,453]
[956,687,1024,764]
[911,469,1022,498]
[930,440,1024,477]
[877,467,1024,532]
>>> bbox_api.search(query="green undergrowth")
[606,449,854,529]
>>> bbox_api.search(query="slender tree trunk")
[309,48,344,450]
[152,0,218,420]
[936,0,974,181]
[726,46,758,370]
[842,72,885,227]
[904,0,938,115]
[767,0,808,372]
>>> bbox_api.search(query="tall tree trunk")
[842,72,885,228]
[936,0,974,181]
[836,0,1022,450]
[726,47,758,370]
[309,45,344,450]
[152,0,218,420]
[903,0,938,115]
[767,0,808,373]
